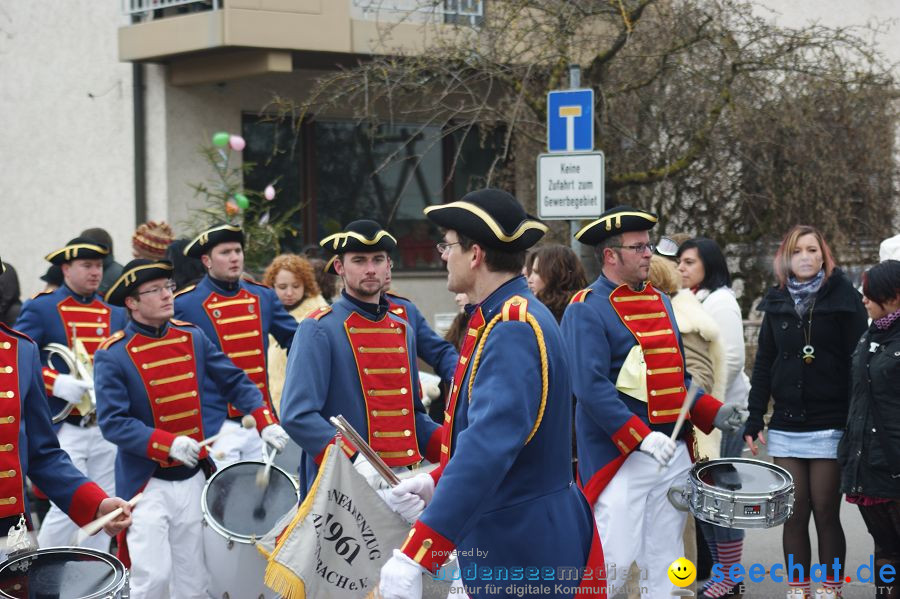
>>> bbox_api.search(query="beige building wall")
[1,1,136,297]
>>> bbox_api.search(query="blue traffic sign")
[547,89,594,152]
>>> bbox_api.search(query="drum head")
[696,459,790,494]
[0,548,124,599]
[204,461,299,539]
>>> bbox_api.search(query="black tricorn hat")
[45,237,110,265]
[424,189,547,251]
[105,259,174,307]
[183,225,244,259]
[40,264,63,286]
[0,255,4,275]
[319,220,397,255]
[323,255,338,275]
[574,205,658,246]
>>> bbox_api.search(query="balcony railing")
[122,0,219,18]
[353,0,484,26]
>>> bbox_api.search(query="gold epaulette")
[384,289,410,302]
[500,295,529,322]
[306,306,332,321]
[242,276,271,289]
[98,330,125,351]
[173,284,196,298]
[29,289,54,300]
[169,318,196,327]
[569,288,593,304]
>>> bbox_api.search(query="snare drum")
[668,458,794,529]
[0,547,128,598]
[272,438,302,482]
[202,460,299,599]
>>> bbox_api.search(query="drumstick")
[75,493,142,544]
[256,445,276,488]
[658,381,701,472]
[198,414,256,449]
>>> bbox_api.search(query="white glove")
[713,404,749,433]
[169,436,200,468]
[260,424,289,452]
[379,549,425,599]
[393,472,435,506]
[353,454,390,490]
[639,431,676,466]
[376,488,425,522]
[52,374,91,405]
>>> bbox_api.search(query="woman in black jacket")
[838,260,900,599]
[743,225,868,599]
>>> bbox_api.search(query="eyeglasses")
[436,242,461,254]
[611,243,656,254]
[137,281,177,297]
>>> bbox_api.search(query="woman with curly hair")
[262,253,328,414]
[525,244,588,323]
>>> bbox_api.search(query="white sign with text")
[537,152,605,220]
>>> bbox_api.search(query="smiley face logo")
[668,557,696,587]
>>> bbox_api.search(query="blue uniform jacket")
[560,275,721,506]
[174,275,297,411]
[94,320,268,500]
[385,292,458,383]
[279,294,440,494]
[14,285,126,421]
[400,278,600,599]
[0,325,107,529]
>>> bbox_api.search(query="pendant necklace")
[801,298,816,364]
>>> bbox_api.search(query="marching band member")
[94,259,288,599]
[14,237,125,551]
[379,190,603,599]
[559,206,746,597]
[280,220,441,501]
[174,225,297,464]
[0,256,131,559]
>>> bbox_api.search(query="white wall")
[0,1,136,296]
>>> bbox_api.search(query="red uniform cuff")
[400,520,455,574]
[147,429,176,464]
[610,415,651,455]
[250,406,278,434]
[429,464,445,486]
[68,482,108,528]
[424,428,442,464]
[313,436,357,466]
[42,367,58,396]
[690,393,722,434]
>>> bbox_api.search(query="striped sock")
[820,577,843,596]
[788,577,811,598]
[701,540,720,593]
[702,540,743,597]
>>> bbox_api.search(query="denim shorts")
[767,428,843,459]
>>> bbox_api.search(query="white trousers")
[128,471,208,599]
[211,419,263,466]
[593,441,691,598]
[36,423,116,551]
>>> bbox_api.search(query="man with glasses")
[15,236,126,551]
[174,225,295,464]
[280,220,441,505]
[560,205,746,597]
[94,259,287,599]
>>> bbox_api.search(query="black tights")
[775,457,846,581]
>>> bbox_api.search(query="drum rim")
[0,546,126,599]
[201,459,299,544]
[691,457,793,497]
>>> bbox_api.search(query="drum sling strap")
[863,343,900,479]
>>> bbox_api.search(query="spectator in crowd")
[165,239,205,291]
[839,259,900,599]
[132,221,174,260]
[524,244,588,323]
[677,237,751,598]
[40,264,63,292]
[81,227,124,295]
[743,225,867,599]
[309,257,342,304]
[262,254,328,415]
[0,260,21,326]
